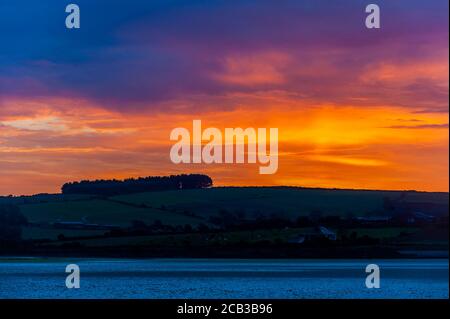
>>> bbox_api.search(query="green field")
[0,187,442,255]
[22,227,106,241]
[338,227,418,239]
[0,194,93,205]
[17,187,450,225]
[113,187,448,218]
[10,187,448,242]
[36,227,425,248]
[19,199,203,227]
[42,227,316,247]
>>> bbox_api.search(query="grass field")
[22,226,106,241]
[19,199,203,227]
[37,227,426,248]
[17,187,450,225]
[41,227,316,247]
[338,227,418,239]
[9,187,448,242]
[113,187,448,219]
[0,194,93,205]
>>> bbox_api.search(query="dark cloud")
[1,0,448,112]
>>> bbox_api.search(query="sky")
[0,0,448,195]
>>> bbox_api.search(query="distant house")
[288,226,337,244]
[288,235,306,244]
[356,216,392,224]
[319,226,337,241]
[393,211,437,225]
[402,212,436,224]
[412,212,436,222]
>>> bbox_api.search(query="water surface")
[0,258,447,299]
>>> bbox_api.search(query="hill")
[112,187,448,219]
[2,186,445,242]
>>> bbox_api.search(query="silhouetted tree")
[61,174,213,195]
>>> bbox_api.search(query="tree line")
[61,174,213,196]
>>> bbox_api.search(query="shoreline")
[1,246,448,260]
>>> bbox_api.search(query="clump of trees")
[0,204,28,247]
[61,174,213,196]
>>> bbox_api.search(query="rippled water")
[0,258,448,299]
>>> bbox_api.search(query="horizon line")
[2,184,449,198]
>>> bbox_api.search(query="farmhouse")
[288,226,337,243]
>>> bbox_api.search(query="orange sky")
[1,92,448,195]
